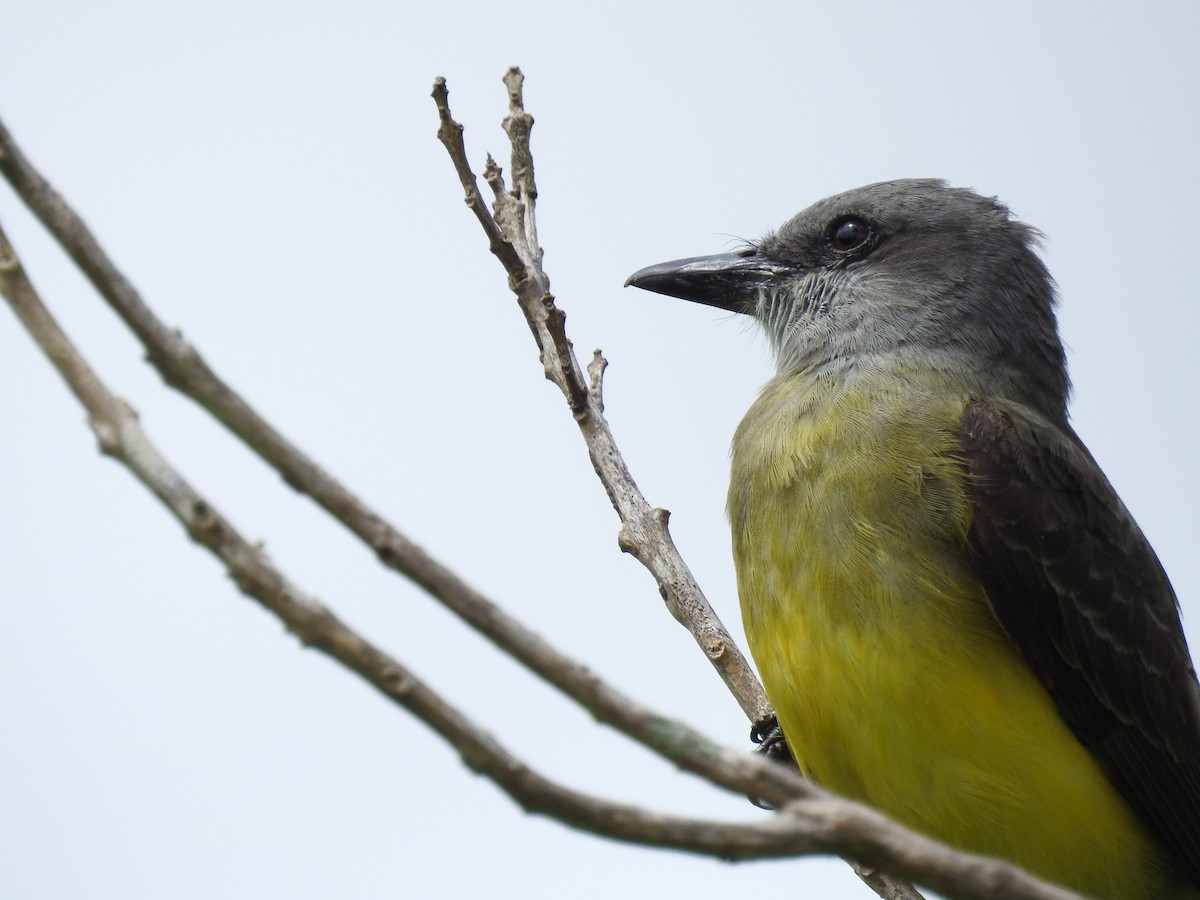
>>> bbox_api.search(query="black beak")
[624,251,789,314]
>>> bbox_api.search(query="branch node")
[91,416,122,456]
[705,638,732,663]
[616,524,636,555]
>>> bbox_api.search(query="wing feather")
[960,398,1200,880]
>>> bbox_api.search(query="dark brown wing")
[960,398,1200,882]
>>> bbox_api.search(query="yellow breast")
[729,367,1176,899]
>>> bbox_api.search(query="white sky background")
[2,3,1197,898]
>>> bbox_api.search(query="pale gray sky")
[2,3,1197,898]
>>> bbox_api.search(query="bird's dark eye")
[829,216,871,252]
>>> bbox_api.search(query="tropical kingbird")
[626,180,1200,899]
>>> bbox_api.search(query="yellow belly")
[729,370,1175,899]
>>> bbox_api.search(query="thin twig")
[0,219,1079,900]
[432,70,771,725]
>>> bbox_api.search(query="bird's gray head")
[626,179,1069,422]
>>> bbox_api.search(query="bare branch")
[0,214,781,860]
[0,111,748,801]
[431,69,771,725]
[0,219,1079,900]
[0,93,764,731]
